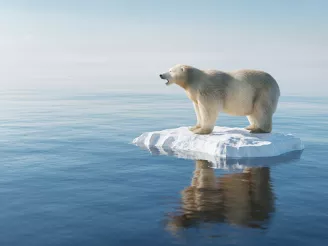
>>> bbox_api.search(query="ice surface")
[133,126,304,168]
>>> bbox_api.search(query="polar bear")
[159,64,280,134]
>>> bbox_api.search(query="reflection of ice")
[133,127,303,169]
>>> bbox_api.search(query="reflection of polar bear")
[166,160,274,233]
[160,65,280,134]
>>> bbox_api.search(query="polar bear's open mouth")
[160,77,169,85]
[159,74,170,85]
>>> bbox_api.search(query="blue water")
[0,90,327,246]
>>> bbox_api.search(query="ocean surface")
[0,90,327,246]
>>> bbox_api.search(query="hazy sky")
[0,0,327,95]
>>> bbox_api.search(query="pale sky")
[0,0,327,95]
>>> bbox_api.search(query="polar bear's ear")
[181,66,186,72]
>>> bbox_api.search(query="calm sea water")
[0,90,327,246]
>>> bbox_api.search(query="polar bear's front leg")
[189,102,201,131]
[192,99,220,135]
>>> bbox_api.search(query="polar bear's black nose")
[159,74,164,79]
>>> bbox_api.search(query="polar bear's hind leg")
[249,96,273,133]
[246,116,256,130]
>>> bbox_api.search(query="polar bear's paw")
[189,125,201,131]
[250,128,269,134]
[245,125,256,130]
[192,128,213,135]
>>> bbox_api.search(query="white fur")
[160,64,280,134]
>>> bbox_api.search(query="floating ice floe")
[132,126,304,168]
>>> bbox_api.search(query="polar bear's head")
[159,64,188,86]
